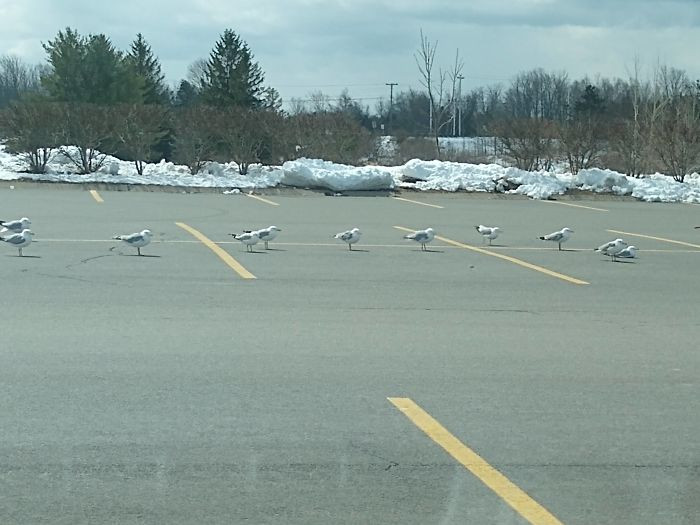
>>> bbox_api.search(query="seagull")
[475,225,501,245]
[1,228,34,256]
[334,228,361,250]
[616,245,637,259]
[595,238,628,262]
[230,231,260,252]
[113,229,153,255]
[0,217,31,233]
[404,227,435,251]
[255,226,281,249]
[539,227,574,251]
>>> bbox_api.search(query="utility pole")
[386,82,397,135]
[457,74,464,137]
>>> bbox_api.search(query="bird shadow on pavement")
[122,254,161,258]
[7,254,41,258]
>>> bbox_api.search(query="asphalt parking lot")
[1,185,699,524]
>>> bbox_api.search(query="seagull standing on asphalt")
[113,229,153,256]
[595,238,628,262]
[230,231,260,252]
[334,228,361,250]
[0,217,31,233]
[475,225,501,245]
[1,228,34,256]
[616,245,637,259]
[255,226,281,249]
[539,227,574,251]
[404,227,435,251]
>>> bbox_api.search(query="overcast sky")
[1,0,698,108]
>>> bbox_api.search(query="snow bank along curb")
[0,146,698,203]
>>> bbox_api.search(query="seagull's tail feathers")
[230,233,241,239]
[403,233,415,240]
[113,235,123,241]
[538,236,546,241]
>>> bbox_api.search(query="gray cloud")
[1,0,698,105]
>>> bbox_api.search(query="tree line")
[0,28,699,181]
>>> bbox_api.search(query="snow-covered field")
[1,145,699,203]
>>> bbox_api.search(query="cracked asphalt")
[1,185,699,524]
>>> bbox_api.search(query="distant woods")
[0,28,699,181]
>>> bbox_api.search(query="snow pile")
[575,168,700,203]
[1,144,699,202]
[397,159,498,192]
[280,158,395,191]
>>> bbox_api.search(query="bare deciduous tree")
[114,104,170,175]
[59,103,118,174]
[0,99,62,173]
[173,105,220,175]
[415,30,463,158]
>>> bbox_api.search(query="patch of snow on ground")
[1,144,699,202]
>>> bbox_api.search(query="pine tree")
[127,34,168,104]
[41,28,86,102]
[201,29,265,108]
[42,28,141,104]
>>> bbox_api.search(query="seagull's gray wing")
[121,232,145,244]
[546,232,564,242]
[1,234,25,244]
[413,232,428,242]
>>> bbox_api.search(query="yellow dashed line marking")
[89,190,104,203]
[392,197,444,209]
[245,193,280,206]
[388,398,563,525]
[540,200,608,212]
[394,226,589,285]
[176,222,256,279]
[606,229,700,249]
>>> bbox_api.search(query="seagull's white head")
[493,227,502,232]
[21,217,31,225]
[22,229,34,236]
[351,228,360,233]
[269,226,281,232]
[425,228,434,234]
[562,227,574,233]
[142,229,153,237]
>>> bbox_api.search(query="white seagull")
[404,227,435,251]
[334,227,361,250]
[113,229,153,256]
[0,217,31,233]
[475,225,501,245]
[230,231,260,252]
[539,227,574,251]
[595,238,628,261]
[255,225,281,249]
[616,245,637,259]
[1,228,34,256]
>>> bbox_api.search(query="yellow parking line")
[540,200,608,212]
[246,193,280,206]
[394,226,589,285]
[393,197,444,209]
[388,398,563,525]
[607,229,700,249]
[176,222,256,279]
[89,189,104,203]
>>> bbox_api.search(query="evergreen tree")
[126,34,168,104]
[201,29,265,108]
[42,28,141,104]
[174,80,199,107]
